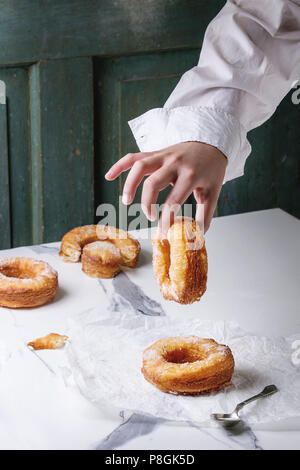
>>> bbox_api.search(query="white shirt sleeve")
[128,0,300,183]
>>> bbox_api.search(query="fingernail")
[149,214,156,222]
[122,193,130,205]
[141,204,156,222]
[105,171,112,179]
[158,224,168,239]
[148,206,157,222]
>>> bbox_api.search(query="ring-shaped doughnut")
[59,224,140,268]
[0,257,58,308]
[142,336,234,395]
[152,217,207,304]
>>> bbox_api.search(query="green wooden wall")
[0,0,299,249]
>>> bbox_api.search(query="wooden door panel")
[31,58,94,243]
[0,67,32,248]
[0,0,224,65]
[0,58,94,249]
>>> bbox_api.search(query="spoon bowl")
[211,385,278,427]
[211,412,240,427]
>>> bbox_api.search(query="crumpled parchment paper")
[66,309,300,427]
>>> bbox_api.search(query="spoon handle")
[235,385,278,413]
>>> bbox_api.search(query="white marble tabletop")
[0,208,299,450]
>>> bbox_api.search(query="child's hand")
[105,142,227,233]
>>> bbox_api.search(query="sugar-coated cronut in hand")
[152,217,207,304]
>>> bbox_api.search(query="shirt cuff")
[128,106,251,183]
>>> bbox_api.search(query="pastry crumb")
[27,333,68,350]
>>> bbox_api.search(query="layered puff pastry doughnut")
[142,336,234,395]
[82,241,122,278]
[152,217,207,304]
[0,257,58,308]
[59,224,140,269]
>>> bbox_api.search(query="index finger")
[105,152,150,180]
